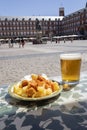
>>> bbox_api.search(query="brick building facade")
[0,16,63,39]
[0,3,87,39]
[60,5,87,37]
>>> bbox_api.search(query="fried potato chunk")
[63,84,70,90]
[14,84,23,96]
[26,87,36,97]
[21,80,29,87]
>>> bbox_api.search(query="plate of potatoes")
[8,74,63,101]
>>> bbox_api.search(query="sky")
[0,0,87,16]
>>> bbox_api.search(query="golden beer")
[60,53,81,84]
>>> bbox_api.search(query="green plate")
[8,83,63,101]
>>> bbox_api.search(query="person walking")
[11,38,14,47]
[18,38,21,48]
[8,39,11,48]
[21,38,25,48]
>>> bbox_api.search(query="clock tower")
[59,7,65,16]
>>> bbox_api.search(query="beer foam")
[60,53,81,60]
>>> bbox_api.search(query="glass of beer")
[60,53,82,86]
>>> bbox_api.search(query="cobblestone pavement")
[0,40,87,86]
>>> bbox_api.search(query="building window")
[13,22,15,25]
[23,22,25,25]
[21,32,23,35]
[24,32,26,35]
[3,27,6,30]
[0,27,2,30]
[16,22,19,25]
[17,27,19,29]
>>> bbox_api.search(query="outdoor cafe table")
[0,72,87,130]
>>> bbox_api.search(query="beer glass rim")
[60,53,81,60]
